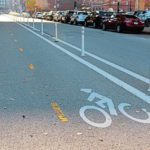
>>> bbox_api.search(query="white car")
[35,12,43,19]
[70,11,88,25]
[22,12,30,18]
[136,10,150,27]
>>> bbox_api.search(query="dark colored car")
[102,14,144,33]
[84,12,102,28]
[84,11,115,28]
[61,10,74,23]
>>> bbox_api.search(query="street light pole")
[117,1,120,13]
[129,0,132,11]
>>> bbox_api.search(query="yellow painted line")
[28,64,35,70]
[19,48,24,52]
[51,102,69,123]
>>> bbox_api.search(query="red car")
[102,14,145,33]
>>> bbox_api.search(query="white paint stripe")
[57,39,149,84]
[86,52,150,84]
[43,32,51,37]
[17,23,150,104]
[7,14,149,84]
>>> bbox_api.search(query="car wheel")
[135,29,144,33]
[116,25,122,33]
[93,22,96,28]
[74,20,77,25]
[102,24,106,30]
[145,19,150,27]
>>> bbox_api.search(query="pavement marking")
[19,48,24,52]
[28,64,35,70]
[7,15,149,84]
[80,90,150,128]
[57,39,149,84]
[17,23,150,104]
[51,102,69,123]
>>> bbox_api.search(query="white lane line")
[57,39,149,84]
[7,14,149,84]
[17,23,150,104]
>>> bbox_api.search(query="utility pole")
[117,1,120,13]
[129,0,132,11]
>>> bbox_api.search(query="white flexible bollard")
[32,17,35,30]
[81,26,85,56]
[148,86,150,92]
[27,16,29,26]
[23,16,25,24]
[41,19,44,35]
[148,69,150,92]
[55,22,58,42]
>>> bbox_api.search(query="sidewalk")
[143,27,150,34]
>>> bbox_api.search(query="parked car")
[102,14,144,33]
[9,11,20,16]
[85,11,115,28]
[135,10,150,27]
[45,11,56,21]
[57,11,65,22]
[22,12,30,18]
[61,10,74,23]
[53,11,64,22]
[70,11,88,25]
[36,12,43,19]
[42,12,48,19]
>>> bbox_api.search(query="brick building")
[82,0,150,11]
[24,0,150,12]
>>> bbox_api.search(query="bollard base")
[54,38,59,42]
[81,49,85,57]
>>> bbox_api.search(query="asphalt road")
[0,14,150,150]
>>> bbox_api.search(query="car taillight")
[139,20,144,24]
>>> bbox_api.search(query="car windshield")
[78,12,88,15]
[124,15,137,18]
[99,11,114,16]
[68,11,74,15]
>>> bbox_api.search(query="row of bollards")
[15,15,86,57]
[13,15,150,92]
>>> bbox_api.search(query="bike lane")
[0,16,150,150]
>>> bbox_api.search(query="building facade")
[0,0,11,11]
[84,0,150,11]
[20,0,150,12]
[36,0,77,11]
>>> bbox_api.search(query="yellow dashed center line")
[51,102,69,123]
[19,48,24,52]
[28,64,35,70]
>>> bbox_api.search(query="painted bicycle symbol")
[79,89,150,128]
